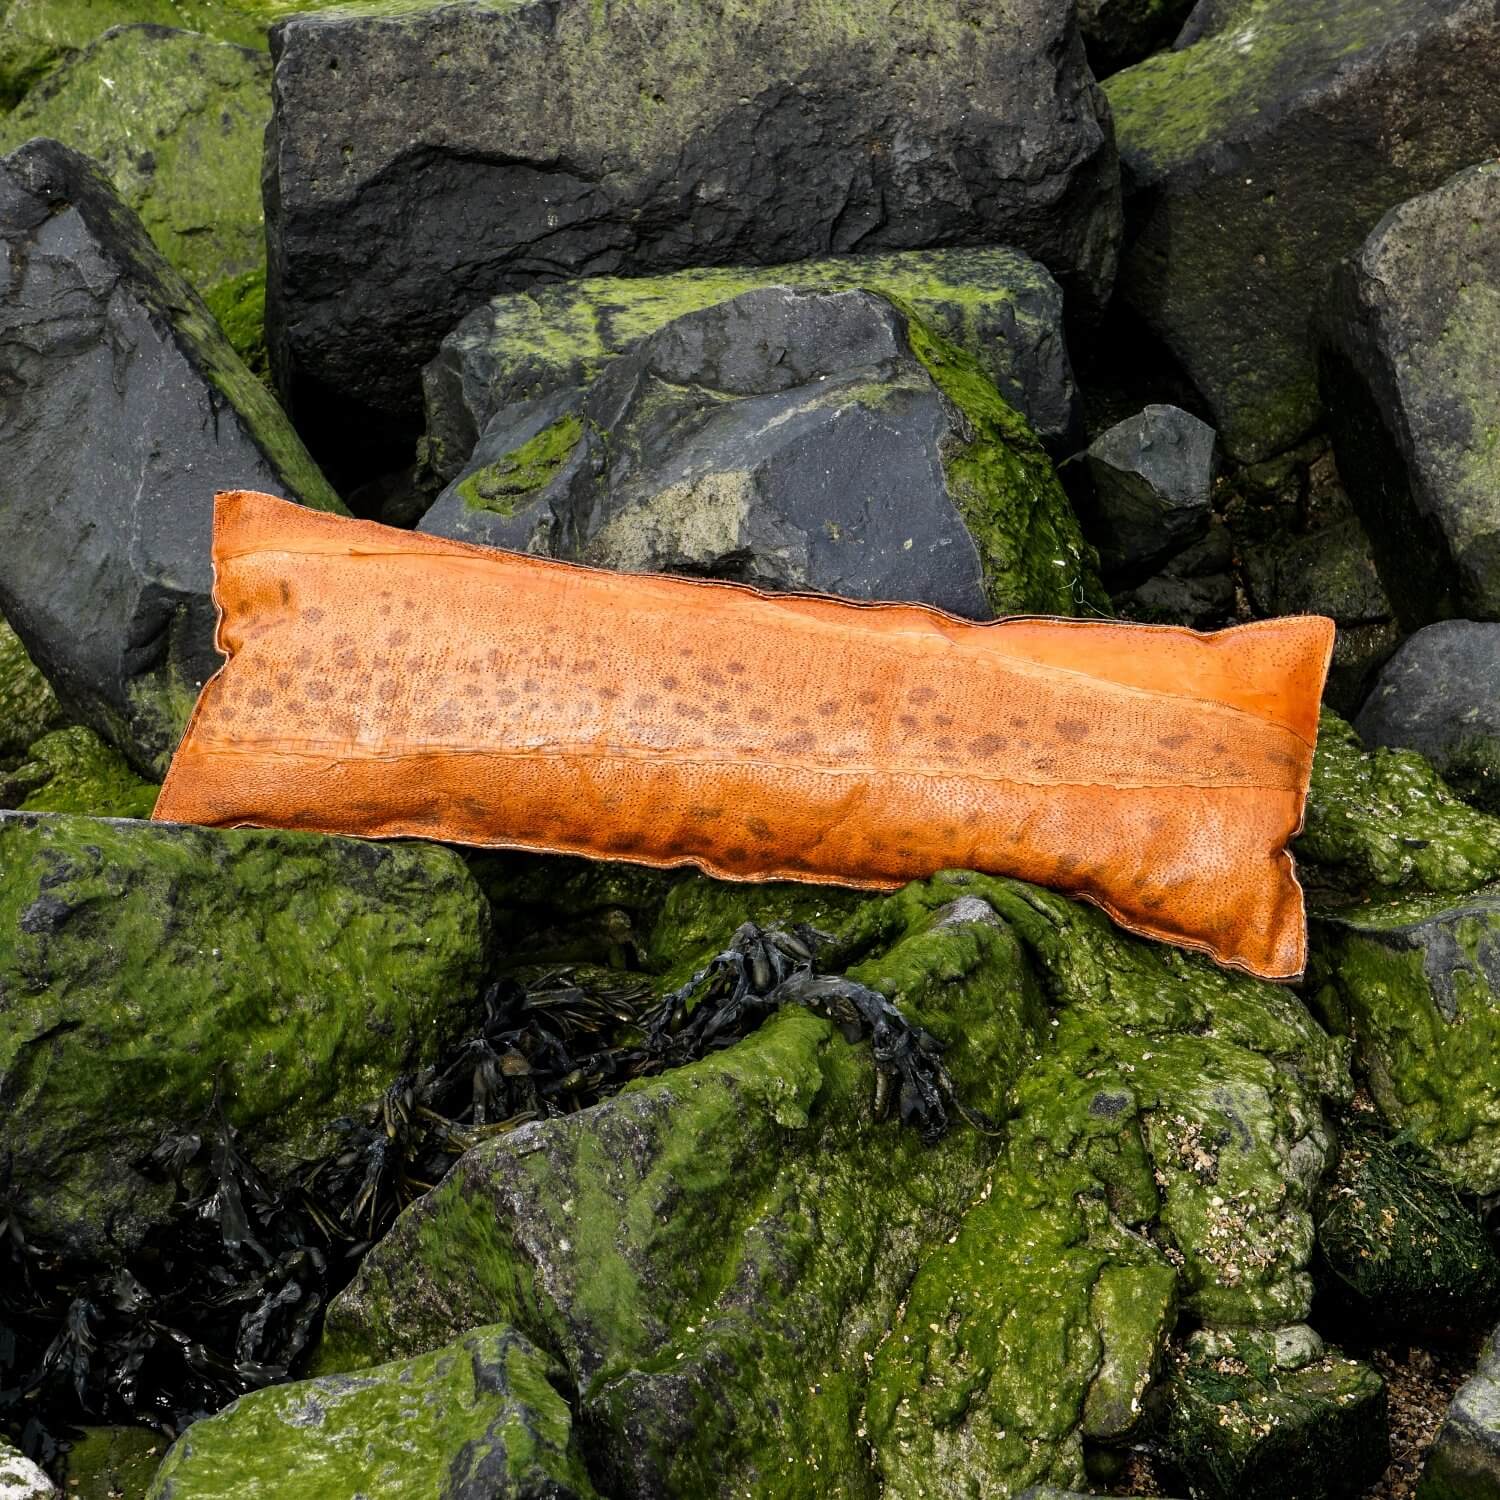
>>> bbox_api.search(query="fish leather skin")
[153,490,1335,980]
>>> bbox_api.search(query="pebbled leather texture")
[153,491,1335,980]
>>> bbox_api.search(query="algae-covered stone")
[264,0,1120,446]
[0,810,489,1257]
[1316,1120,1500,1333]
[1419,1327,1500,1500]
[1,725,159,818]
[0,26,269,298]
[0,1436,57,1499]
[1162,1326,1388,1500]
[321,873,1345,1497]
[0,613,64,766]
[864,878,1344,1496]
[1106,0,1500,461]
[1357,622,1500,815]
[148,1324,595,1500]
[0,139,344,776]
[1322,162,1500,627]
[1298,712,1500,901]
[1310,886,1500,1196]
[422,246,1080,484]
[420,288,1102,619]
[56,1427,163,1500]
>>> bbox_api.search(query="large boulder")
[422,246,1080,484]
[419,287,1102,619]
[0,26,269,299]
[317,873,1344,1497]
[263,0,1121,454]
[1105,0,1500,462]
[1357,622,1500,813]
[1321,162,1500,627]
[0,139,344,777]
[148,1325,596,1500]
[0,810,489,1257]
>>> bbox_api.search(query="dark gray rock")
[1321,161,1500,628]
[263,0,1121,447]
[148,1324,597,1500]
[1105,0,1500,462]
[1082,404,1216,579]
[1077,0,1199,76]
[1419,1329,1500,1500]
[1244,513,1401,715]
[0,139,344,778]
[421,246,1080,485]
[1357,622,1500,814]
[419,287,1101,619]
[1112,516,1235,629]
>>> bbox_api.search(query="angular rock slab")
[147,1325,596,1500]
[1106,0,1500,461]
[1357,621,1500,814]
[0,810,488,1257]
[1311,886,1500,1196]
[1420,1328,1500,1500]
[422,246,1080,483]
[264,0,1121,435]
[0,25,270,298]
[1081,403,1216,579]
[1164,1326,1388,1500]
[1323,162,1500,627]
[0,139,344,777]
[420,287,1100,619]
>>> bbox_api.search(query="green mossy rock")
[0,1434,56,1499]
[0,25,269,298]
[0,810,489,1257]
[148,1324,595,1500]
[58,1426,163,1500]
[421,246,1079,484]
[317,872,1345,1496]
[1316,1119,1500,1332]
[0,614,64,767]
[0,0,354,110]
[2,725,159,818]
[1163,1326,1388,1500]
[1299,711,1500,901]
[1309,886,1500,1196]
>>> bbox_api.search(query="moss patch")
[203,267,268,379]
[457,414,583,516]
[0,614,65,767]
[4,725,159,818]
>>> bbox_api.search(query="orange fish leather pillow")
[153,490,1335,980]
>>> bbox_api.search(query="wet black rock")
[1112,517,1235,631]
[262,0,1121,457]
[1321,162,1500,628]
[1081,404,1217,580]
[0,139,343,777]
[421,247,1081,485]
[1106,0,1500,461]
[1076,0,1199,77]
[1356,622,1500,814]
[419,287,1100,619]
